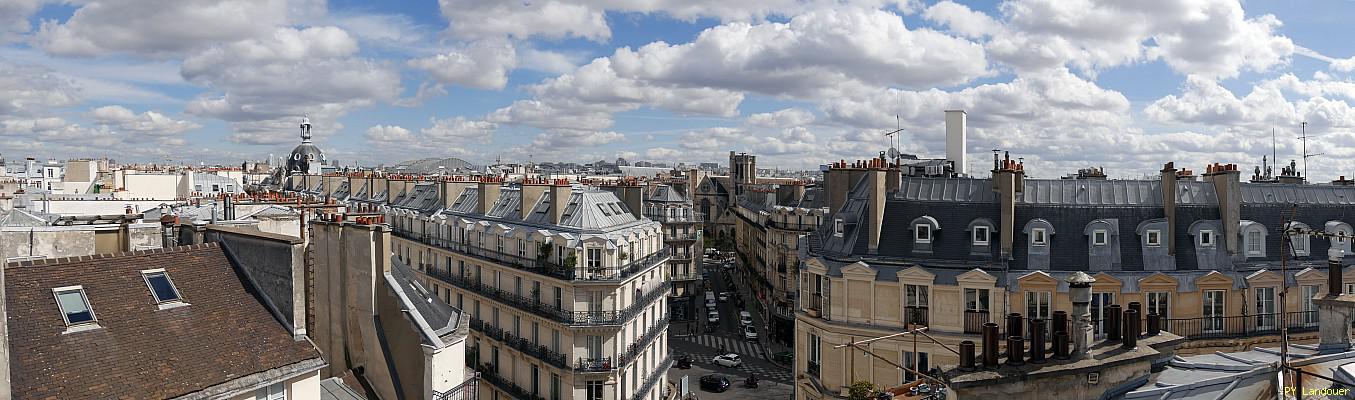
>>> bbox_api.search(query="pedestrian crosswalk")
[681,334,763,358]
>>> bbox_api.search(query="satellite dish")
[887,147,900,159]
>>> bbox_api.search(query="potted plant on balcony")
[848,380,877,400]
[618,251,630,263]
[562,253,577,276]
[537,242,553,262]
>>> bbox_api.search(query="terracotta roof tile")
[5,243,322,399]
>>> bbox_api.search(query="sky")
[4,0,1355,180]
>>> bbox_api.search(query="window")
[141,269,182,304]
[903,351,930,382]
[587,248,603,269]
[833,219,844,237]
[1256,287,1277,329]
[1146,292,1170,319]
[227,184,235,192]
[1247,231,1263,255]
[194,184,202,192]
[1199,230,1214,246]
[1092,230,1107,246]
[587,381,605,400]
[531,364,540,396]
[1146,230,1161,247]
[54,286,96,326]
[973,226,990,245]
[1025,291,1051,319]
[211,184,220,192]
[492,346,500,373]
[518,239,526,257]
[551,374,561,400]
[1303,285,1319,325]
[905,285,928,307]
[808,333,821,377]
[254,382,285,400]
[915,224,932,243]
[965,288,989,312]
[1031,228,1047,246]
[1294,234,1309,254]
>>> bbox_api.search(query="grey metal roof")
[1240,182,1355,205]
[447,186,479,214]
[894,177,1222,205]
[896,178,995,203]
[386,257,464,348]
[319,377,365,400]
[238,205,298,219]
[487,188,523,221]
[648,184,687,203]
[1122,345,1355,400]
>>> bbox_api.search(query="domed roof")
[285,116,325,174]
[286,143,325,174]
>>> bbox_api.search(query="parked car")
[743,326,758,340]
[676,355,694,369]
[773,351,794,364]
[722,262,734,270]
[713,353,742,368]
[717,292,731,302]
[739,311,754,327]
[707,311,720,324]
[699,374,731,392]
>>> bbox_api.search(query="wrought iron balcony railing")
[393,228,670,282]
[618,320,669,367]
[427,268,671,326]
[630,355,674,400]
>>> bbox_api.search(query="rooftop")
[5,244,323,399]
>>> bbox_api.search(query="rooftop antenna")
[1298,121,1322,180]
[1272,126,1277,177]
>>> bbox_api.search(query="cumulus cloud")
[407,40,517,90]
[0,0,42,43]
[0,62,82,117]
[35,0,301,57]
[181,26,400,144]
[422,116,497,143]
[365,124,415,143]
[747,108,816,128]
[89,105,201,136]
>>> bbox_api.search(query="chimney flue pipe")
[1331,247,1345,296]
[982,323,999,368]
[1054,331,1070,360]
[1007,336,1025,366]
[1031,318,1047,364]
[1123,309,1140,349]
[1107,304,1123,342]
[960,341,976,371]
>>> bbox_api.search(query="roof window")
[53,286,97,328]
[141,269,183,304]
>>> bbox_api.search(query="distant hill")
[390,157,478,174]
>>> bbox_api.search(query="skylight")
[141,269,182,304]
[53,286,96,326]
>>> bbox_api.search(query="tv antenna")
[883,115,904,165]
[1299,121,1322,180]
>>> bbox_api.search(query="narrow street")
[668,254,795,398]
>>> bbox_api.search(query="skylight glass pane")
[57,290,94,324]
[145,272,181,303]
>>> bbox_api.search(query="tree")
[848,380,876,400]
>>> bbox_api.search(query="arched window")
[1285,222,1312,257]
[911,216,941,244]
[1328,221,1353,254]
[1240,220,1267,258]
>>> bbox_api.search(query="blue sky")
[4,0,1355,180]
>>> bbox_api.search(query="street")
[667,253,795,398]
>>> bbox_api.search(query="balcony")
[805,293,824,317]
[630,355,674,400]
[665,232,700,241]
[768,220,818,231]
[618,320,669,366]
[670,252,694,261]
[468,317,569,369]
[477,365,543,400]
[575,356,614,372]
[393,228,670,282]
[964,310,990,334]
[432,375,479,400]
[905,306,929,327]
[670,273,702,282]
[1164,311,1318,340]
[428,269,672,326]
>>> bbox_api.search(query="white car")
[717,292,731,302]
[713,353,742,368]
[707,311,720,324]
[743,326,758,340]
[739,311,754,327]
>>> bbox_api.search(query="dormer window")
[1092,230,1107,246]
[1199,230,1214,247]
[1031,228,1047,246]
[972,226,990,245]
[833,219,844,237]
[1247,231,1263,255]
[53,286,97,327]
[141,269,182,304]
[915,224,932,244]
[1146,230,1161,247]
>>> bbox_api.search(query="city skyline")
[5,1,1355,179]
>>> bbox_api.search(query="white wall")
[117,171,184,200]
[223,369,322,400]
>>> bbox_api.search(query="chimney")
[617,179,645,219]
[867,158,887,253]
[946,110,968,176]
[1067,272,1096,360]
[825,161,851,214]
[476,177,501,215]
[1316,247,1355,352]
[548,179,571,225]
[443,178,474,209]
[1160,162,1178,255]
[1204,163,1242,256]
[521,178,550,220]
[991,152,1024,259]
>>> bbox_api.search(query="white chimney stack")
[945,110,968,176]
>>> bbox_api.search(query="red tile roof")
[5,244,322,399]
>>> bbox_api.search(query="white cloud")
[422,116,497,143]
[35,0,297,57]
[90,105,200,136]
[180,26,400,144]
[645,147,682,161]
[0,0,43,43]
[0,62,82,117]
[747,108,816,128]
[407,40,517,90]
[365,124,415,143]
[531,129,624,148]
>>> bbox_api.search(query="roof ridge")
[6,242,219,268]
